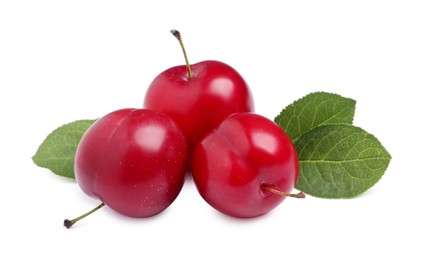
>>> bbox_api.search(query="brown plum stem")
[261,184,306,198]
[170,29,193,80]
[64,202,105,229]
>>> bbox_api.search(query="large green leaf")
[32,119,96,178]
[295,124,391,198]
[275,92,356,143]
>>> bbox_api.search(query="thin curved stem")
[170,29,193,80]
[261,184,306,198]
[64,202,105,229]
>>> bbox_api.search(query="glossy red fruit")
[74,108,188,218]
[144,60,254,153]
[192,112,299,218]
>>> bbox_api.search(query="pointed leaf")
[275,92,356,143]
[32,119,96,178]
[295,124,391,198]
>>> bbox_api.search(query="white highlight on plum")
[251,131,277,154]
[210,78,234,99]
[135,125,166,152]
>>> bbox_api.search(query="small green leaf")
[32,119,96,179]
[275,92,356,143]
[295,124,391,198]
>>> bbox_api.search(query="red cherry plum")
[74,108,188,218]
[192,113,299,218]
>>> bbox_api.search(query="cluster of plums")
[70,31,302,227]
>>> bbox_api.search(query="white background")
[1,0,421,259]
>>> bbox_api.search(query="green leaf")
[295,124,391,198]
[275,92,356,143]
[32,119,96,179]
